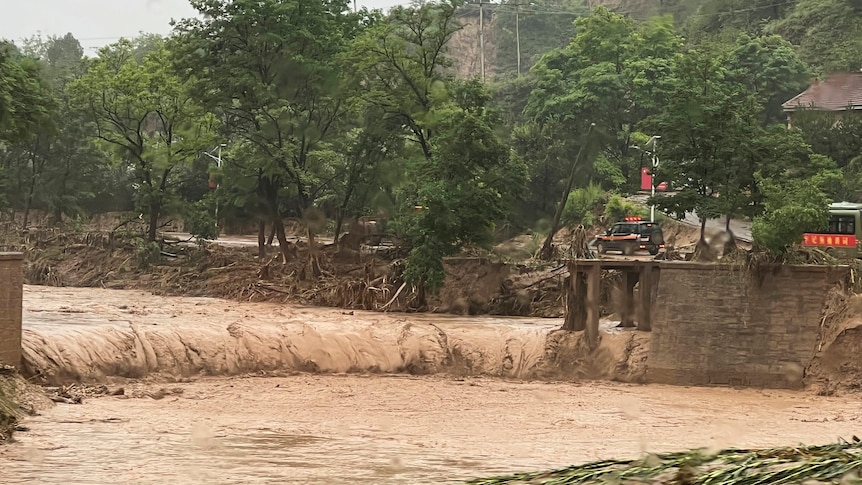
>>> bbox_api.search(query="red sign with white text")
[802,233,857,247]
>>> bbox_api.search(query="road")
[627,194,752,242]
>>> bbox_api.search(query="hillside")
[450,0,667,81]
[451,0,862,80]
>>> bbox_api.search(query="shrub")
[603,194,646,223]
[562,183,605,227]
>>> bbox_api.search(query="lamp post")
[648,136,660,222]
[202,144,227,233]
[630,135,661,222]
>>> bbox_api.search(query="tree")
[70,38,215,241]
[524,8,682,203]
[345,0,463,162]
[7,33,110,224]
[0,42,57,222]
[787,110,862,203]
[173,0,365,264]
[331,106,404,242]
[724,34,810,125]
[643,47,755,242]
[646,40,829,241]
[0,42,54,145]
[399,80,526,304]
[751,167,840,255]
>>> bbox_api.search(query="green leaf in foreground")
[464,440,862,484]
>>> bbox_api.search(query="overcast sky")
[1,0,407,55]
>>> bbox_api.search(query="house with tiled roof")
[782,72,862,125]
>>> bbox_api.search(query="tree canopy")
[3,0,862,286]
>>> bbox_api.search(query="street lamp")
[202,144,227,233]
[646,136,660,222]
[630,136,661,221]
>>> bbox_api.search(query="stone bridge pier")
[0,252,24,367]
[563,259,658,349]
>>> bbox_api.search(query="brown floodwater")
[3,286,861,484]
[1,374,859,484]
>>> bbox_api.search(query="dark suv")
[594,218,665,256]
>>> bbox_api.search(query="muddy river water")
[1,286,861,484]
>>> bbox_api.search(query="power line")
[459,0,798,19]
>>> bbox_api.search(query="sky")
[1,0,407,55]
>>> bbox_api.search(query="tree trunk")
[539,123,595,260]
[21,195,32,231]
[700,216,707,244]
[306,226,322,279]
[273,216,292,264]
[333,209,344,244]
[22,168,37,230]
[257,219,266,260]
[266,224,276,246]
[725,214,731,232]
[414,283,427,310]
[147,205,160,242]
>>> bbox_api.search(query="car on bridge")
[593,217,665,256]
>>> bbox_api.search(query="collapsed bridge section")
[563,259,852,389]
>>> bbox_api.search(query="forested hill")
[455,0,862,80]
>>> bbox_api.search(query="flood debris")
[45,384,123,404]
[465,439,862,484]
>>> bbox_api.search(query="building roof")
[782,72,862,112]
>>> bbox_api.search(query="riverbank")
[0,370,51,444]
[0,372,20,442]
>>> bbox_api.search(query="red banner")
[802,233,857,247]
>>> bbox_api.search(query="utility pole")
[539,123,595,261]
[479,0,485,82]
[515,4,521,76]
[650,136,660,222]
[203,144,227,234]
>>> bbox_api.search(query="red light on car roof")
[623,216,642,221]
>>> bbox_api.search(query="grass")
[464,440,862,484]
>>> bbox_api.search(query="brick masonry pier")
[0,252,24,367]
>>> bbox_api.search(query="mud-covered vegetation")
[466,440,862,484]
[0,368,43,443]
[6,220,662,318]
[0,374,20,442]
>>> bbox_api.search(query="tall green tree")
[0,42,54,145]
[9,34,111,224]
[0,41,57,220]
[752,165,840,255]
[644,48,755,241]
[70,38,215,241]
[525,8,682,202]
[173,0,366,263]
[647,43,828,240]
[345,0,463,162]
[724,34,810,125]
[399,80,526,304]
